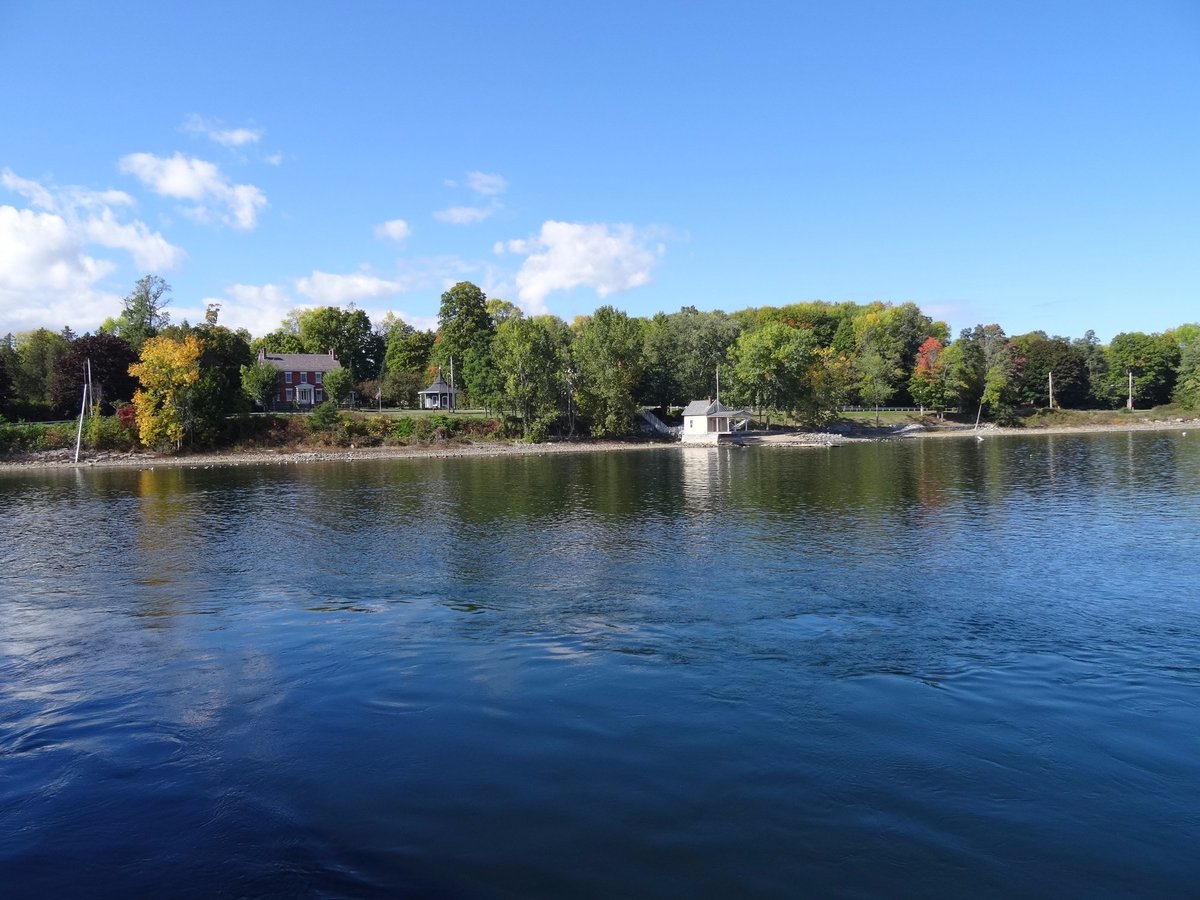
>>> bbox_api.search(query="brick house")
[258,348,342,410]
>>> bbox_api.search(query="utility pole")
[1048,370,1055,409]
[449,355,456,411]
[1127,368,1134,411]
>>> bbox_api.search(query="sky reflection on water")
[2,432,1199,897]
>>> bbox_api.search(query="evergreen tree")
[116,275,172,351]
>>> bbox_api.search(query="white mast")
[73,358,91,463]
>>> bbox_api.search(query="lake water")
[2,432,1199,898]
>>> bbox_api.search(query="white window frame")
[301,372,308,384]
[285,386,293,400]
[285,371,292,384]
[316,372,323,384]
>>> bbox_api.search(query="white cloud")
[1,169,56,209]
[0,205,121,330]
[295,270,404,305]
[434,170,508,225]
[0,169,186,332]
[2,169,138,217]
[467,171,508,197]
[375,218,411,243]
[205,282,297,337]
[119,151,267,229]
[433,204,495,225]
[499,221,665,312]
[183,114,264,148]
[203,259,481,339]
[83,208,182,270]
[391,255,478,293]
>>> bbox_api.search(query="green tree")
[673,307,742,404]
[952,324,1014,420]
[154,324,252,445]
[0,344,10,413]
[1072,330,1110,405]
[240,359,280,411]
[1008,332,1089,409]
[252,328,306,355]
[573,306,645,436]
[433,282,496,405]
[855,344,902,425]
[637,312,679,408]
[1173,341,1200,409]
[1104,332,1180,409]
[727,321,821,422]
[322,367,352,405]
[376,320,436,407]
[385,325,436,374]
[297,306,382,381]
[486,298,523,327]
[1169,323,1200,409]
[12,328,72,406]
[493,315,570,439]
[799,346,853,426]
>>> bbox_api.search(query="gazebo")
[418,370,460,410]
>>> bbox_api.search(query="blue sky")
[1,0,1196,342]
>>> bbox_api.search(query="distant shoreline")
[0,438,676,473]
[907,420,1196,440]
[1,418,1195,473]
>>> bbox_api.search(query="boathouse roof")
[681,399,745,418]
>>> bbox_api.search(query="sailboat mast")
[73,362,90,463]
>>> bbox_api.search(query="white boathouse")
[680,399,749,444]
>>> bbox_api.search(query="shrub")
[0,422,75,454]
[991,404,1022,427]
[365,416,389,440]
[391,416,415,443]
[85,413,137,451]
[308,400,341,433]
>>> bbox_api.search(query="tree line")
[2,275,1197,449]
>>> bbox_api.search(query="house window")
[285,387,293,400]
[285,372,292,384]
[301,372,308,384]
[315,372,323,384]
[315,389,323,402]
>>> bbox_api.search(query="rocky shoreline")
[0,438,676,472]
[734,418,1197,448]
[1,418,1195,472]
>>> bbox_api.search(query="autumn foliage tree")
[129,334,203,450]
[909,337,953,412]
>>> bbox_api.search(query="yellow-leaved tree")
[129,335,203,450]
